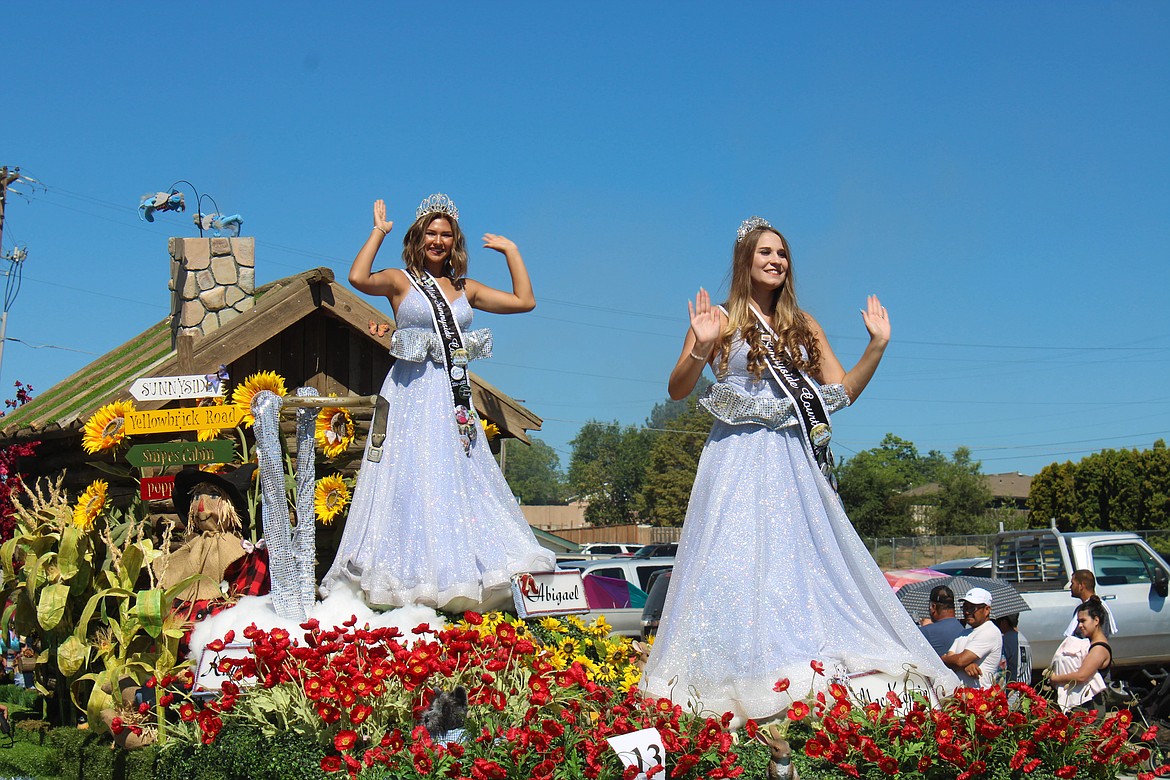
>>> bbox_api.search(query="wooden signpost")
[124,405,246,435]
[126,440,236,469]
[128,374,222,402]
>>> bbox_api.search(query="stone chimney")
[168,236,255,346]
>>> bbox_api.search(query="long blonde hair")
[402,213,469,290]
[716,226,820,379]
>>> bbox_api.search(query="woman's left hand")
[860,294,891,345]
[483,233,517,255]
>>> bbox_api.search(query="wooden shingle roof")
[0,267,541,444]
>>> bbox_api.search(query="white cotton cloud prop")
[187,580,448,664]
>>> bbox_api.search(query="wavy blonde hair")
[716,226,820,379]
[402,213,469,290]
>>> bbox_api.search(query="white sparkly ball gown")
[640,336,956,721]
[320,282,555,612]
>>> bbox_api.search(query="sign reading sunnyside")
[124,405,246,435]
[129,374,221,401]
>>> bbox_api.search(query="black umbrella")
[896,576,1031,621]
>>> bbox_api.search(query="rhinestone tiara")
[416,193,459,221]
[736,215,773,243]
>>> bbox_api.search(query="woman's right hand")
[688,287,721,353]
[373,199,394,235]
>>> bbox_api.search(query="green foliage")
[636,399,712,526]
[155,722,328,780]
[932,447,994,535]
[568,421,654,526]
[500,436,567,505]
[1028,440,1170,532]
[0,683,43,709]
[48,726,159,780]
[836,434,933,537]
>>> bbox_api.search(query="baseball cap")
[961,587,993,607]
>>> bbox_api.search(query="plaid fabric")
[226,549,270,597]
[174,549,271,656]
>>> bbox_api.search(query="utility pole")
[0,166,27,385]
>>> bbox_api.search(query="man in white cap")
[941,587,1003,688]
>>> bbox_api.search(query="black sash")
[406,271,478,456]
[750,307,838,491]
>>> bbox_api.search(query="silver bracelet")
[373,226,388,235]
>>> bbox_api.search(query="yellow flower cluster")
[458,612,643,692]
[81,400,136,454]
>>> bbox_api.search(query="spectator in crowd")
[995,613,1032,684]
[1050,596,1112,710]
[941,587,1003,688]
[1065,570,1118,637]
[919,585,967,656]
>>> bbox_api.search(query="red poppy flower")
[464,611,483,625]
[939,743,965,766]
[471,758,508,779]
[878,756,899,775]
[787,701,810,721]
[917,756,932,772]
[744,719,759,740]
[320,756,341,773]
[773,677,791,693]
[1056,767,1077,779]
[334,729,358,752]
[810,660,825,675]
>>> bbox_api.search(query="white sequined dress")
[320,284,555,612]
[640,337,956,721]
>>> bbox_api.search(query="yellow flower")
[196,395,226,442]
[539,616,568,634]
[587,615,611,637]
[315,407,355,458]
[314,474,350,525]
[594,662,618,683]
[480,417,500,440]
[72,480,109,530]
[81,400,136,454]
[230,371,287,427]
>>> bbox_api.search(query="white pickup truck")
[992,528,1170,672]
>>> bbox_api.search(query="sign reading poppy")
[139,476,175,502]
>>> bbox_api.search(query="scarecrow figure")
[154,466,269,646]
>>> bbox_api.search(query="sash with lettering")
[750,307,839,491]
[406,270,478,456]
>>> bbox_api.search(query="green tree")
[1027,461,1077,527]
[932,446,994,535]
[637,399,712,526]
[836,434,929,537]
[501,436,566,506]
[568,421,654,526]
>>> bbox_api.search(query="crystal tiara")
[736,216,773,243]
[416,193,459,221]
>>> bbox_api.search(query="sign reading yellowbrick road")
[124,405,247,435]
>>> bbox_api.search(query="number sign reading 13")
[606,727,666,780]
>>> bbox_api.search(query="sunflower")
[81,400,137,454]
[313,474,350,525]
[315,407,355,458]
[196,395,227,442]
[230,371,288,427]
[72,479,109,530]
[480,417,501,440]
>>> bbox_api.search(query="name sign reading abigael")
[511,571,590,618]
[129,374,222,402]
[124,405,246,435]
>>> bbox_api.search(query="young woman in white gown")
[640,216,956,723]
[320,195,555,612]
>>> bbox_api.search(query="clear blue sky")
[4,3,1168,477]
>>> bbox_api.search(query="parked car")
[930,557,993,577]
[631,543,678,559]
[640,570,672,639]
[558,557,675,637]
[993,527,1170,671]
[578,542,644,559]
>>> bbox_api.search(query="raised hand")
[482,233,518,255]
[860,294,890,345]
[688,288,721,350]
[372,199,393,235]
